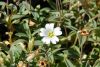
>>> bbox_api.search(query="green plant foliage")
[0,0,100,67]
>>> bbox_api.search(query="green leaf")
[95,29,100,37]
[8,4,17,13]
[93,59,100,67]
[9,39,26,63]
[19,1,33,11]
[65,59,75,67]
[15,32,28,38]
[0,42,9,51]
[63,46,80,59]
[47,0,56,9]
[62,0,69,4]
[12,19,20,24]
[0,2,6,10]
[32,29,40,36]
[34,40,43,46]
[48,54,54,64]
[56,62,66,67]
[52,48,62,54]
[70,46,80,57]
[85,61,92,67]
[19,1,33,14]
[65,26,78,31]
[40,8,50,13]
[32,12,39,20]
[11,14,26,20]
[0,2,5,5]
[56,53,64,61]
[78,34,87,46]
[22,20,31,39]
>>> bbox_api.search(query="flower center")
[41,62,44,65]
[48,31,54,38]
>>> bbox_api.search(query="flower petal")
[40,32,46,37]
[40,28,45,32]
[51,36,59,44]
[49,23,54,30]
[42,37,50,44]
[54,27,62,36]
[40,28,47,37]
[45,23,54,30]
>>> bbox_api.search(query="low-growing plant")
[0,0,100,67]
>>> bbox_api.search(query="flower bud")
[6,16,9,22]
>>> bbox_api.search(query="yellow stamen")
[48,31,54,38]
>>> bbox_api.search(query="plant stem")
[56,0,63,26]
[29,0,31,11]
[6,0,9,15]
[80,44,83,67]
[73,34,78,46]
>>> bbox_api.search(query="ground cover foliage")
[0,0,100,67]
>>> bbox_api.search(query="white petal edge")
[45,23,54,30]
[42,37,50,44]
[54,27,62,36]
[51,36,59,44]
[40,28,47,36]
[55,27,61,30]
[39,32,46,37]
[49,23,54,30]
[40,28,46,32]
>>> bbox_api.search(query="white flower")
[40,23,62,44]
